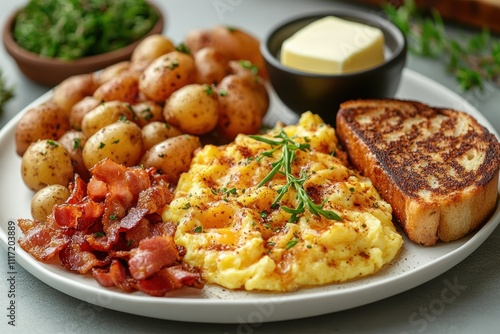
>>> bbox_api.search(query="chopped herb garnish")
[12,0,159,60]
[73,138,82,150]
[194,225,203,233]
[167,59,179,70]
[142,108,153,120]
[176,43,190,54]
[239,60,259,75]
[204,85,215,95]
[286,238,299,250]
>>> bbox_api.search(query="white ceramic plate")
[1,68,499,324]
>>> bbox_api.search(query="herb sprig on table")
[0,69,14,113]
[383,0,500,91]
[12,0,158,60]
[250,130,342,223]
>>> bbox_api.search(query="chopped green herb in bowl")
[13,0,159,60]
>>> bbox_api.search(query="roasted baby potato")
[93,72,141,105]
[31,184,71,222]
[69,96,101,130]
[15,102,71,156]
[81,101,137,138]
[21,139,74,191]
[163,84,220,135]
[139,50,196,103]
[132,101,164,128]
[131,34,176,65]
[141,121,183,152]
[83,120,143,169]
[58,130,89,181]
[52,74,98,115]
[216,74,269,140]
[193,47,231,85]
[185,25,267,79]
[140,135,201,183]
[95,61,131,86]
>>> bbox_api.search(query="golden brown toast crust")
[336,99,500,245]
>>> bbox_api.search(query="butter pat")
[281,16,385,74]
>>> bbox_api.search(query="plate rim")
[1,67,499,323]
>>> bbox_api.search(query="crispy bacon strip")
[128,235,179,280]
[18,219,70,261]
[59,231,110,274]
[86,207,149,251]
[54,198,104,230]
[87,178,107,202]
[137,180,174,215]
[66,174,87,204]
[166,265,205,288]
[137,266,204,296]
[90,158,151,208]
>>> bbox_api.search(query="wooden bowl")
[2,2,164,87]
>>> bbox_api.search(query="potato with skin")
[132,101,164,128]
[52,74,98,115]
[131,34,176,65]
[95,61,131,86]
[139,51,196,103]
[141,121,183,152]
[216,74,269,140]
[194,47,231,85]
[15,102,71,156]
[31,184,71,222]
[21,139,74,192]
[58,130,90,181]
[83,120,143,170]
[140,135,201,183]
[81,101,136,138]
[164,84,220,135]
[70,96,101,130]
[185,25,267,79]
[93,72,141,105]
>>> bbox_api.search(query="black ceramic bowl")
[261,9,407,125]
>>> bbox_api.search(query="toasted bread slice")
[336,99,500,246]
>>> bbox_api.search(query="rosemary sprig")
[384,0,500,91]
[249,130,342,223]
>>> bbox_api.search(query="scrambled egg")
[163,112,403,291]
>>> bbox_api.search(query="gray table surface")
[1,0,499,333]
